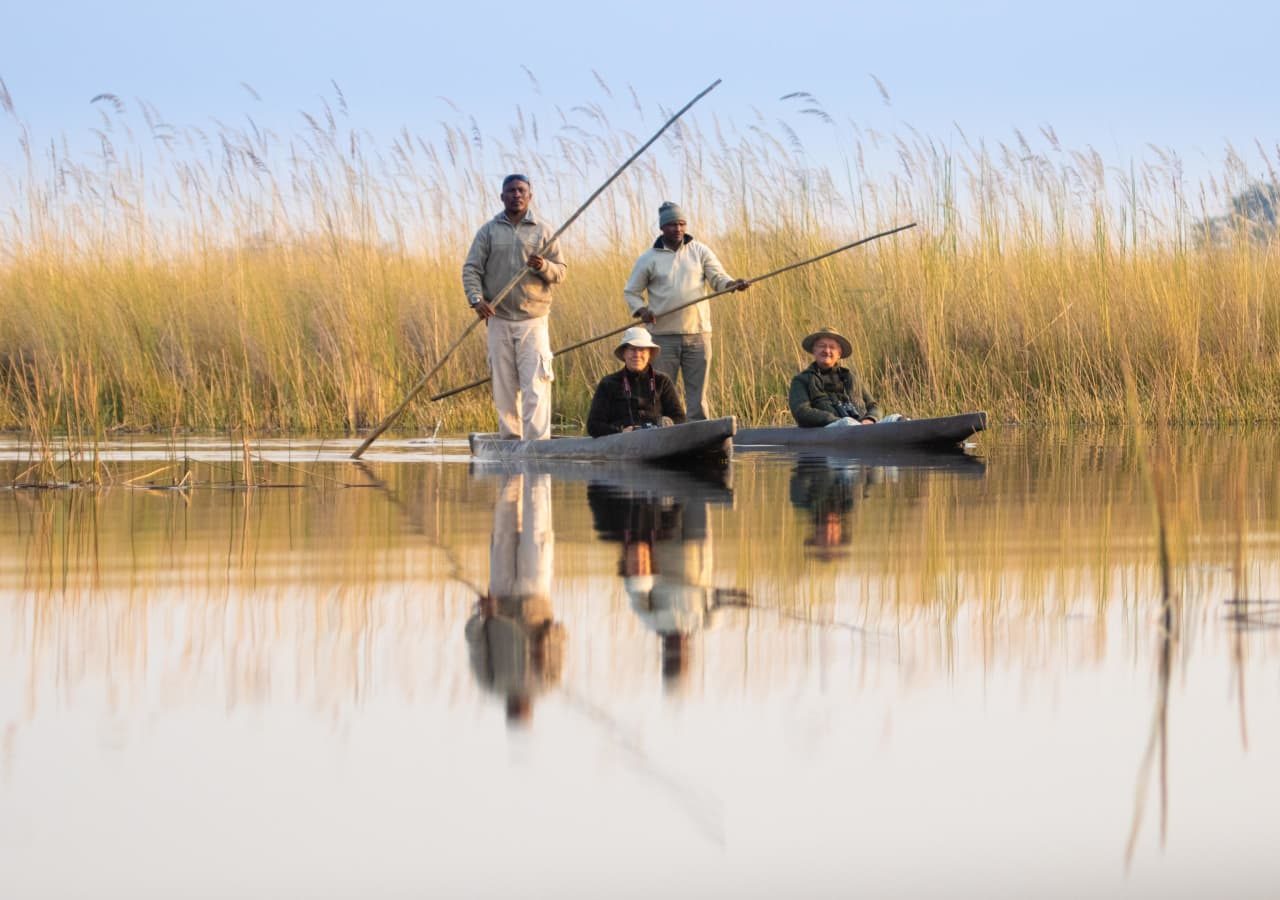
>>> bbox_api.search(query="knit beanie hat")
[658,201,685,227]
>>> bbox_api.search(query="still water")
[1,429,1277,898]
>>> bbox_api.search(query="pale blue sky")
[1,0,1275,202]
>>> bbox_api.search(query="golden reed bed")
[2,81,1278,436]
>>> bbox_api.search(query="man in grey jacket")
[462,174,567,440]
[622,202,748,420]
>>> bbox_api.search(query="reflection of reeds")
[3,84,1280,435]
[5,463,490,722]
[1228,441,1251,750]
[1122,355,1180,866]
[5,441,1280,736]
[1224,598,1280,631]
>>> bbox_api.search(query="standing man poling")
[463,174,567,440]
[623,201,748,420]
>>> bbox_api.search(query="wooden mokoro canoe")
[469,416,735,464]
[734,412,986,451]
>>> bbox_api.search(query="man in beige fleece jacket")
[462,174,567,440]
[622,202,748,420]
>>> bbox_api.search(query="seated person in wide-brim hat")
[587,326,687,437]
[788,327,902,428]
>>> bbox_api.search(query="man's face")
[501,180,531,217]
[811,337,844,367]
[660,219,686,246]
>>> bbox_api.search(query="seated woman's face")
[623,345,652,372]
[811,337,843,367]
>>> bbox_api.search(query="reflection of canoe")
[792,447,988,475]
[469,458,734,504]
[469,416,735,464]
[734,412,986,451]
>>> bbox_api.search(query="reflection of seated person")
[465,473,564,726]
[588,484,741,687]
[789,457,861,559]
[587,327,686,437]
[789,327,903,428]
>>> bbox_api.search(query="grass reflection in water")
[2,430,1280,893]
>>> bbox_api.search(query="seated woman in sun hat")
[788,327,903,427]
[587,326,687,437]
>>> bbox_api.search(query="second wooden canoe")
[734,411,986,451]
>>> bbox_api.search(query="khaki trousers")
[653,332,713,420]
[487,316,553,440]
[489,473,554,599]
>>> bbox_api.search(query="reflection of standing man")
[623,202,748,420]
[463,174,567,440]
[466,473,564,725]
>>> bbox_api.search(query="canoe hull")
[470,416,735,464]
[734,412,987,451]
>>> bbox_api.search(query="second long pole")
[429,222,918,403]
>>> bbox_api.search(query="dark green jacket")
[788,362,881,427]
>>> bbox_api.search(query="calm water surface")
[1,428,1277,898]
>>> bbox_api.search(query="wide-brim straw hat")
[801,328,853,358]
[615,325,662,360]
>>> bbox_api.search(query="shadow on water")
[464,465,729,842]
[1125,591,1177,867]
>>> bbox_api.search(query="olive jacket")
[788,362,881,427]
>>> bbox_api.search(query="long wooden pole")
[350,79,723,459]
[428,222,917,402]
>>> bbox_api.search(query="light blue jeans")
[653,333,712,420]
